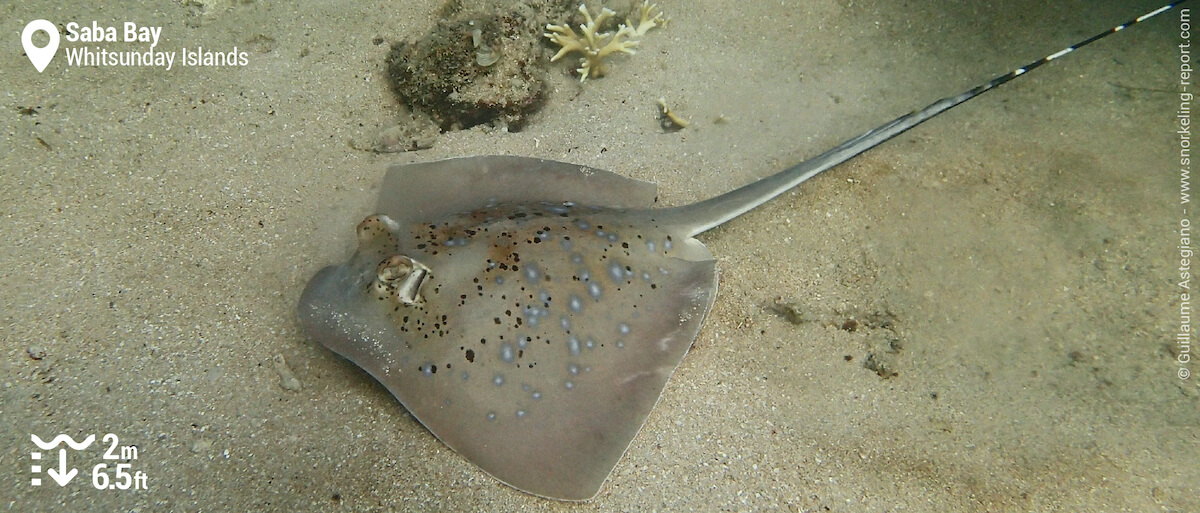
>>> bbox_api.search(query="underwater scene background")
[2,0,1195,510]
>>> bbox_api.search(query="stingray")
[297,4,1179,501]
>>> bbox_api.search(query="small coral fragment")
[628,1,667,36]
[272,354,302,391]
[545,4,643,81]
[657,97,690,130]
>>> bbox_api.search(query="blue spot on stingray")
[523,306,543,327]
[569,295,583,312]
[524,264,542,282]
[588,282,602,299]
[493,374,505,386]
[608,262,624,283]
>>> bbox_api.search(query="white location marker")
[22,20,60,73]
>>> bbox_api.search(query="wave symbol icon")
[31,434,95,450]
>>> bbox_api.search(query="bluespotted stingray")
[298,4,1181,501]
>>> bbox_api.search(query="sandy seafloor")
[2,0,1197,511]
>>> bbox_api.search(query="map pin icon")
[22,20,60,73]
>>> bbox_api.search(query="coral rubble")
[386,1,568,131]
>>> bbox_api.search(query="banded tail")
[669,1,1189,237]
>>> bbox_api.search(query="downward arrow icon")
[46,449,77,486]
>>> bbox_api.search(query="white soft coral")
[544,4,641,81]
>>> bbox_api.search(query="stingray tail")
[662,1,1187,238]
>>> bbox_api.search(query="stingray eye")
[373,255,432,305]
[357,214,402,247]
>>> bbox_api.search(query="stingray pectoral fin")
[298,263,394,369]
[388,255,719,501]
[299,240,719,500]
[377,156,659,228]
